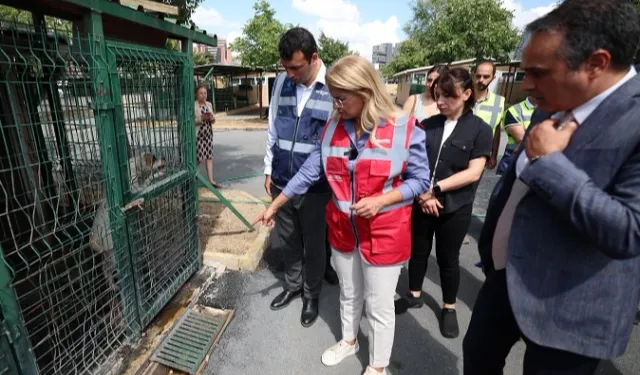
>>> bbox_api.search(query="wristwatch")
[432,182,442,196]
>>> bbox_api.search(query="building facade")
[193,38,232,64]
[372,43,398,66]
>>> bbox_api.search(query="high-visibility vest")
[321,115,415,265]
[503,99,535,148]
[270,73,333,193]
[473,91,505,133]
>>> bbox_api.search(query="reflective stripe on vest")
[321,115,415,264]
[504,100,534,146]
[473,92,505,131]
[270,72,333,188]
[321,117,413,214]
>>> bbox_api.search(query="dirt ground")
[198,188,267,255]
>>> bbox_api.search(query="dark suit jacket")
[478,71,640,359]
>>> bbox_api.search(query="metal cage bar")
[0,4,205,374]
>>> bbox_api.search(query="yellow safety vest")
[503,99,535,148]
[473,91,505,133]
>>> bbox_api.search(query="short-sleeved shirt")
[503,110,518,128]
[421,112,493,213]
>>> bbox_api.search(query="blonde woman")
[402,65,445,121]
[254,55,430,375]
[195,85,221,188]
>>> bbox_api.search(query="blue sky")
[192,0,558,60]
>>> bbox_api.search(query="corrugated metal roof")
[393,58,483,77]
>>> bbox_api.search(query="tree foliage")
[193,50,213,65]
[384,0,520,76]
[318,32,354,67]
[0,5,31,24]
[153,0,204,24]
[230,0,289,71]
[408,0,520,63]
[381,39,427,77]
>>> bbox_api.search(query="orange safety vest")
[321,115,415,265]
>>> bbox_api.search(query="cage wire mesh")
[0,17,137,375]
[0,311,19,375]
[108,41,199,327]
[0,8,199,375]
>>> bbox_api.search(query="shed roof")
[194,64,264,77]
[3,0,218,46]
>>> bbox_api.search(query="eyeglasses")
[333,95,354,109]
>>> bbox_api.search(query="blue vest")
[271,73,332,194]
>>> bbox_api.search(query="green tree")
[384,0,520,76]
[230,0,288,71]
[0,5,73,35]
[318,32,354,67]
[193,50,213,65]
[153,0,204,24]
[0,5,31,24]
[381,39,427,77]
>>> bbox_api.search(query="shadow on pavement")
[261,245,459,374]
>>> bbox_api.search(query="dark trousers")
[326,228,333,268]
[463,270,601,375]
[271,184,331,298]
[408,202,472,304]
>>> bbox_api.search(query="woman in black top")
[395,68,493,338]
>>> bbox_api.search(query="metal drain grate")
[150,308,226,374]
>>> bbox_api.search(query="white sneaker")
[321,340,359,366]
[363,366,386,375]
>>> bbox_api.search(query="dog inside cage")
[0,12,197,375]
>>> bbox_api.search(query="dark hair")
[525,0,640,70]
[431,68,476,114]
[427,64,447,77]
[424,65,447,99]
[473,60,496,76]
[195,84,207,95]
[279,27,318,62]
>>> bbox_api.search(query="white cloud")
[502,0,557,30]
[292,0,360,22]
[191,7,225,27]
[316,17,401,61]
[291,0,401,61]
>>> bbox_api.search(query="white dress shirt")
[263,62,327,175]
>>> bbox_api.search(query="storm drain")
[150,308,226,374]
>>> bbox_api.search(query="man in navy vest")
[263,27,334,327]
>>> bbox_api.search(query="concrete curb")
[202,224,271,271]
[215,126,268,131]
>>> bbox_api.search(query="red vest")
[321,115,415,265]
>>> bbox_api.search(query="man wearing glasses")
[262,27,335,327]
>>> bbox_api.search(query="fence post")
[0,244,39,375]
[180,38,203,266]
[81,10,142,337]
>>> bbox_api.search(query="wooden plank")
[119,0,179,15]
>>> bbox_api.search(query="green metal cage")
[0,2,216,374]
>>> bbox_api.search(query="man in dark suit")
[463,1,640,374]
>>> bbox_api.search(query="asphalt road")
[202,130,639,375]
